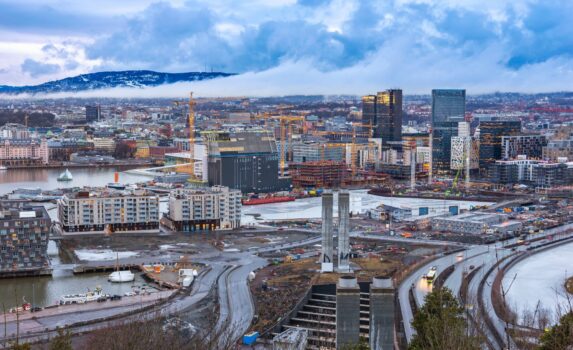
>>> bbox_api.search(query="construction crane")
[277,116,305,176]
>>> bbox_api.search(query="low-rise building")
[0,204,51,276]
[58,189,159,233]
[163,186,241,232]
[92,137,116,154]
[432,212,522,234]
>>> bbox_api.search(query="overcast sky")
[1,0,572,96]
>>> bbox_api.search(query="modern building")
[289,161,348,188]
[163,186,241,232]
[58,189,160,233]
[431,121,459,173]
[291,142,344,163]
[205,129,284,193]
[376,90,402,145]
[0,204,51,276]
[450,136,479,170]
[431,89,466,124]
[92,137,116,154]
[432,212,522,235]
[362,90,402,145]
[479,121,522,170]
[501,135,547,160]
[85,105,101,123]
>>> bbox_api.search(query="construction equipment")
[172,92,196,176]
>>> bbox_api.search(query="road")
[399,223,573,348]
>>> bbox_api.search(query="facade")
[432,121,459,173]
[0,139,49,165]
[376,90,402,145]
[431,89,466,124]
[0,204,51,275]
[450,136,479,170]
[48,139,94,161]
[432,212,522,234]
[289,161,348,188]
[92,137,116,154]
[479,121,522,169]
[163,186,241,232]
[292,142,345,163]
[532,163,573,188]
[85,105,101,123]
[501,135,547,160]
[205,129,283,193]
[361,90,402,145]
[58,189,160,233]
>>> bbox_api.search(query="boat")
[0,165,7,171]
[109,270,135,283]
[108,252,135,282]
[57,169,73,182]
[242,195,296,206]
[59,287,106,305]
[107,183,126,190]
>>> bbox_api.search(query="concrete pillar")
[369,276,395,350]
[338,191,350,272]
[410,148,416,190]
[321,191,333,270]
[336,276,361,349]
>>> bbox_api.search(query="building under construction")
[289,161,348,188]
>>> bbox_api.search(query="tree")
[49,328,73,350]
[409,287,481,350]
[538,312,573,350]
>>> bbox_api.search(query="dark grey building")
[479,121,522,169]
[501,134,547,160]
[431,90,465,175]
[0,203,51,276]
[432,121,459,174]
[206,129,284,193]
[336,276,361,349]
[431,89,466,124]
[85,105,101,123]
[361,90,402,145]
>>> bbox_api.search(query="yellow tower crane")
[276,116,305,176]
[172,92,196,176]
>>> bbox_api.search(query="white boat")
[0,166,7,171]
[108,270,135,283]
[57,169,73,181]
[60,287,106,305]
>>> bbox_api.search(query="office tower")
[431,89,466,124]
[431,90,466,175]
[376,89,402,145]
[85,105,101,123]
[479,121,522,170]
[205,129,282,193]
[338,191,350,272]
[321,191,334,270]
[336,276,361,348]
[362,90,403,145]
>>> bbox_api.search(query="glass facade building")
[479,121,522,170]
[431,89,466,124]
[361,90,402,145]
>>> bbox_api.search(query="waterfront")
[0,167,150,194]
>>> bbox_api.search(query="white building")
[164,186,241,232]
[58,189,159,233]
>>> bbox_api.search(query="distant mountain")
[0,70,235,95]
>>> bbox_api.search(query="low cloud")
[20,59,60,78]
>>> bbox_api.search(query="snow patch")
[75,249,139,261]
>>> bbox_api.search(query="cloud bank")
[1,0,573,95]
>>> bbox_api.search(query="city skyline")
[0,0,573,97]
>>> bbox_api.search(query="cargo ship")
[242,195,296,205]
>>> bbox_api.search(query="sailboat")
[108,253,135,283]
[57,169,73,181]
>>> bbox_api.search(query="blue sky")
[1,0,572,95]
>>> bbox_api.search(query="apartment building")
[163,186,241,232]
[58,189,159,233]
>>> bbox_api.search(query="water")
[0,167,150,194]
[503,241,573,324]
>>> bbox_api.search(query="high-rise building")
[479,121,522,170]
[205,129,285,193]
[430,90,466,175]
[85,105,101,123]
[361,90,402,145]
[431,89,466,124]
[376,89,402,145]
